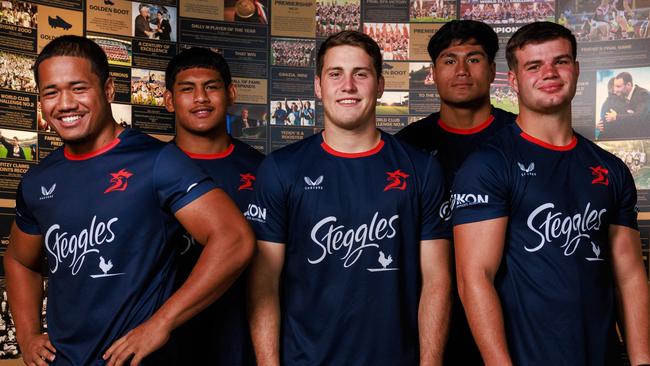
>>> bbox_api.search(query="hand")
[21,333,56,366]
[103,318,171,366]
[596,120,605,132]
[605,109,617,122]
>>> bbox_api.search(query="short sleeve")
[420,154,452,240]
[249,155,287,243]
[451,147,509,226]
[14,181,41,235]
[154,144,216,213]
[610,162,638,230]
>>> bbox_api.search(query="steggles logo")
[238,173,255,191]
[104,169,133,194]
[384,169,409,191]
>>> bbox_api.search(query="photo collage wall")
[0,0,648,360]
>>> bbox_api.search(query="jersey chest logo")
[384,169,409,191]
[104,168,133,194]
[590,166,609,186]
[518,162,536,176]
[304,175,324,190]
[238,173,255,191]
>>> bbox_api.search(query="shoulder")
[491,107,518,126]
[21,148,65,182]
[395,112,439,139]
[382,131,442,177]
[232,138,265,163]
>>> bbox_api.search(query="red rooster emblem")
[384,169,409,191]
[238,173,256,191]
[104,169,133,194]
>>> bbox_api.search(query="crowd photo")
[0,0,36,28]
[410,0,455,22]
[316,0,360,37]
[559,0,650,41]
[131,68,165,106]
[271,38,316,67]
[0,51,37,93]
[460,1,555,24]
[364,23,410,60]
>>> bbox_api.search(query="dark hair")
[317,30,382,77]
[33,35,109,86]
[615,71,632,85]
[506,21,577,70]
[427,20,498,64]
[165,47,232,91]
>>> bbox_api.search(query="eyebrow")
[324,66,373,73]
[41,80,87,90]
[440,50,487,58]
[522,54,573,67]
[175,79,223,86]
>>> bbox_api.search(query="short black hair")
[317,30,382,77]
[165,47,232,91]
[506,21,577,70]
[33,35,109,86]
[615,71,633,85]
[427,20,498,64]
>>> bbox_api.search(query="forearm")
[248,288,281,366]
[152,230,253,331]
[4,254,44,345]
[459,275,512,366]
[617,272,650,364]
[418,278,451,366]
[247,243,283,366]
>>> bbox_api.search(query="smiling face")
[38,56,116,151]
[432,40,495,108]
[315,45,384,131]
[508,38,579,114]
[164,67,235,136]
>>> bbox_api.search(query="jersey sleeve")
[249,155,287,243]
[154,144,216,213]
[451,147,509,226]
[610,161,638,230]
[14,181,41,235]
[420,154,451,240]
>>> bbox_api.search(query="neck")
[439,100,492,129]
[175,127,231,154]
[322,120,380,153]
[65,121,122,156]
[517,107,573,146]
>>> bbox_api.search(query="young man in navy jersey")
[453,22,650,366]
[4,36,254,366]
[247,31,452,365]
[396,20,516,365]
[163,47,263,365]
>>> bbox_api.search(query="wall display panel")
[0,0,649,361]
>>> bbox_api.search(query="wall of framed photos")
[0,0,648,362]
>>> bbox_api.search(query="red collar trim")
[321,139,384,158]
[438,115,495,135]
[180,144,235,159]
[64,138,121,160]
[519,131,577,151]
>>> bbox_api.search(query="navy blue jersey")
[452,124,638,366]
[250,131,450,365]
[396,107,516,185]
[397,106,515,365]
[15,129,215,366]
[174,138,263,365]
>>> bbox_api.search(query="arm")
[104,189,255,366]
[419,238,452,366]
[4,223,56,365]
[455,217,512,366]
[247,241,285,366]
[609,224,650,365]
